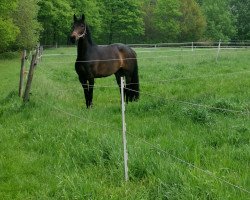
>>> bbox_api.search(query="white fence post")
[192,42,194,52]
[216,39,221,62]
[121,77,129,181]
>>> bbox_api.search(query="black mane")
[86,25,94,45]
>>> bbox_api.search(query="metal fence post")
[121,77,129,181]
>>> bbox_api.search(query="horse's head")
[70,14,87,44]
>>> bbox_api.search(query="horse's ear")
[81,14,85,22]
[74,14,77,22]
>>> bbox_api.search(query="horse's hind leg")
[125,75,132,103]
[88,78,94,108]
[115,72,121,94]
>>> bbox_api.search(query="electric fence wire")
[124,87,250,116]
[39,48,250,64]
[36,98,250,195]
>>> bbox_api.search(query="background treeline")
[0,0,249,53]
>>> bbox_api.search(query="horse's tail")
[129,59,140,101]
[117,45,139,102]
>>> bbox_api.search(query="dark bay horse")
[70,14,139,108]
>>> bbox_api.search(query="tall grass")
[0,47,249,199]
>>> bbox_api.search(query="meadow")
[0,46,249,199]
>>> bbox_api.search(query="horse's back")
[96,44,135,57]
[111,43,136,58]
[112,44,137,71]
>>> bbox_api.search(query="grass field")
[0,47,250,199]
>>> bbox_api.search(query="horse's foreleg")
[78,76,89,108]
[88,79,94,108]
[84,82,90,108]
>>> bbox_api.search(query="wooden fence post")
[121,77,129,181]
[36,45,43,65]
[19,50,26,97]
[23,47,39,103]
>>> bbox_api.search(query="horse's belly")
[93,62,120,78]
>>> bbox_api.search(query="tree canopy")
[98,0,144,44]
[200,0,236,41]
[0,0,249,52]
[13,0,41,50]
[0,1,19,53]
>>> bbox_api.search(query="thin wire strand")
[36,65,250,90]
[35,48,250,193]
[38,49,250,65]
[36,98,250,194]
[34,45,250,193]
[126,131,250,195]
[126,70,250,86]
[38,99,119,130]
[124,87,250,115]
[136,47,249,53]
[41,47,249,56]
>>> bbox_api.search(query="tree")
[0,1,19,53]
[141,0,157,43]
[153,0,182,42]
[201,0,236,41]
[98,0,144,44]
[12,0,41,50]
[230,0,250,40]
[38,0,72,45]
[179,0,206,41]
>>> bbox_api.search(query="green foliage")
[201,0,237,41]
[142,0,206,42]
[0,0,249,51]
[12,0,41,50]
[230,0,250,40]
[141,0,156,42]
[153,0,182,42]
[0,0,18,17]
[179,0,206,41]
[0,18,19,53]
[0,1,19,53]
[38,0,73,45]
[98,0,145,44]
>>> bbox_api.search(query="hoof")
[86,103,93,109]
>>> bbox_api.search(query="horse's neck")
[77,38,92,60]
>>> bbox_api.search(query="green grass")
[0,47,250,199]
